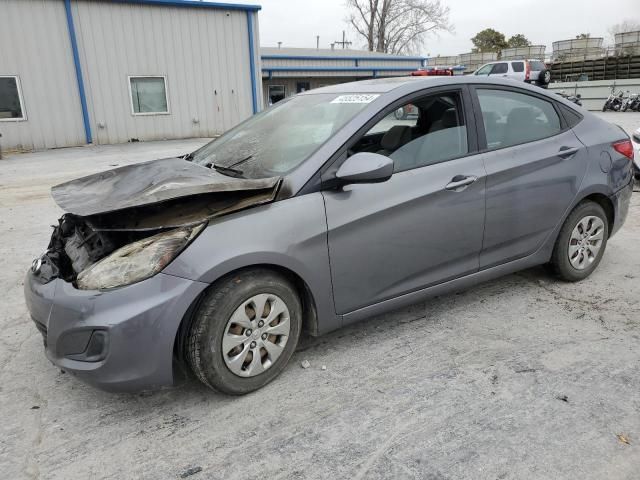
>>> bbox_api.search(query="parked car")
[474,59,551,88]
[393,103,419,120]
[632,127,640,178]
[25,76,634,395]
[411,68,455,77]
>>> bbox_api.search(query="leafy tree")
[471,28,507,53]
[346,0,451,54]
[507,34,531,48]
[575,33,591,39]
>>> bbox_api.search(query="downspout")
[246,10,259,114]
[64,0,92,144]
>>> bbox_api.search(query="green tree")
[575,33,591,39]
[471,28,507,53]
[507,34,531,48]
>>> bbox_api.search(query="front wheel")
[548,201,609,282]
[187,269,302,395]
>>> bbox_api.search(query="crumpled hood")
[51,157,281,216]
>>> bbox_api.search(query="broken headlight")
[76,224,205,290]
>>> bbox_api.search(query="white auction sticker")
[331,94,380,104]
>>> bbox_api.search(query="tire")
[394,107,407,120]
[187,268,302,395]
[548,201,609,282]
[538,69,551,86]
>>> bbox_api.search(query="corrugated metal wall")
[0,0,86,152]
[71,0,259,145]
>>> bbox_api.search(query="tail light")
[612,139,634,160]
[525,62,531,81]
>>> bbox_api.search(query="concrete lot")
[1,114,640,479]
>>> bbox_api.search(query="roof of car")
[300,75,533,95]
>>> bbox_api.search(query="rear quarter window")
[511,62,524,72]
[558,103,583,128]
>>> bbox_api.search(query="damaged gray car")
[25,76,634,394]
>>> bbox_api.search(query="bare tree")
[608,19,640,42]
[609,19,640,36]
[346,0,451,55]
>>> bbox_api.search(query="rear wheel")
[394,107,407,120]
[548,201,609,282]
[187,269,302,395]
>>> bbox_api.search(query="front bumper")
[24,271,208,392]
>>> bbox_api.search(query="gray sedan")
[25,76,634,394]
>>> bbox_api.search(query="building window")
[0,76,26,121]
[268,85,286,106]
[296,81,311,93]
[129,76,169,115]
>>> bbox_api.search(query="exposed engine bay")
[34,157,282,288]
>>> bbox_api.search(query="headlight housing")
[76,224,204,290]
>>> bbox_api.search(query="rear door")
[471,86,589,268]
[510,61,525,81]
[323,87,486,315]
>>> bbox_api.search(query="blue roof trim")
[261,55,425,62]
[262,66,421,73]
[107,0,261,11]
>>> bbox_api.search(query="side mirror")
[335,152,394,185]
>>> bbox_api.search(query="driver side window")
[351,91,469,173]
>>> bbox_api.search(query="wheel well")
[582,193,614,236]
[173,264,319,367]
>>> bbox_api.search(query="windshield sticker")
[331,94,380,104]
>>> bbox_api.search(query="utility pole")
[316,35,320,50]
[334,30,352,49]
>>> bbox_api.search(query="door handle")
[558,146,579,158]
[445,175,477,191]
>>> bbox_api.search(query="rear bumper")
[24,271,208,392]
[610,177,634,237]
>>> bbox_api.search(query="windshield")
[190,93,377,178]
[475,64,493,76]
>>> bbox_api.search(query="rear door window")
[490,63,508,75]
[511,62,524,72]
[476,89,562,150]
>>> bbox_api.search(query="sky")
[232,0,639,57]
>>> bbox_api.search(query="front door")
[323,89,486,315]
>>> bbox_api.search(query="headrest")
[380,125,412,151]
[441,108,458,129]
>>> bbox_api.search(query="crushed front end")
[24,157,282,391]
